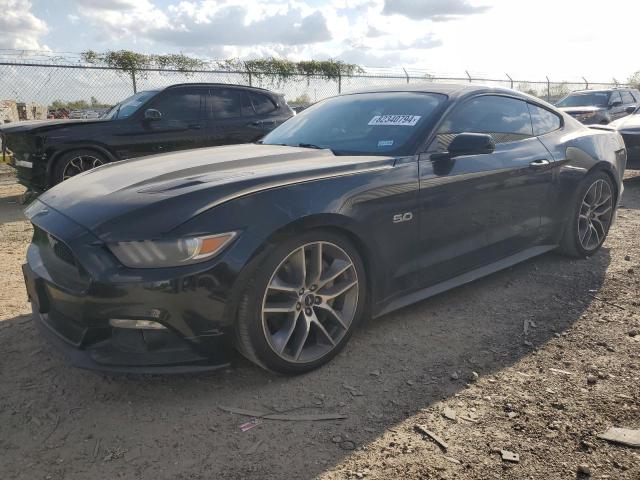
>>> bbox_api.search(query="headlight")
[108,232,237,268]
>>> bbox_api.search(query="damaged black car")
[23,84,626,374]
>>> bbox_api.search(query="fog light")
[109,319,167,330]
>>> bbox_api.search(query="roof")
[570,87,634,94]
[162,82,273,93]
[345,82,546,101]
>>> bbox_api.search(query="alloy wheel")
[578,178,613,251]
[62,154,104,180]
[261,241,359,364]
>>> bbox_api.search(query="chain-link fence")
[0,60,629,117]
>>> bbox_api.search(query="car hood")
[609,115,640,130]
[0,118,109,134]
[558,106,603,114]
[36,144,394,241]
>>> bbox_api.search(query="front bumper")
[24,263,233,373]
[22,205,239,373]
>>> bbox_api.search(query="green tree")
[81,50,207,92]
[217,57,364,86]
[290,93,311,105]
[628,71,640,89]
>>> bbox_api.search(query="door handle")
[188,124,202,130]
[529,159,550,169]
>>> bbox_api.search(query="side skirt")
[375,245,557,318]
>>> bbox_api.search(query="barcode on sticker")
[378,140,394,147]
[368,115,421,126]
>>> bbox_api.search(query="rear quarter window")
[528,104,561,136]
[250,93,277,115]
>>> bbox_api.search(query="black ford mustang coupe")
[22,84,626,374]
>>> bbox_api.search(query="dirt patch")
[0,170,639,480]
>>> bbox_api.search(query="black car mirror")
[625,106,636,114]
[610,101,622,108]
[431,133,495,160]
[144,109,162,120]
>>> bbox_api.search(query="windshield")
[262,92,446,156]
[103,90,158,120]
[556,92,610,108]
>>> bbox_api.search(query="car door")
[246,91,284,137]
[608,91,625,121]
[205,87,260,146]
[122,87,207,158]
[418,95,552,288]
[620,90,637,117]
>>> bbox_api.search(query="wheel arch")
[46,144,117,186]
[224,213,377,327]
[587,161,620,204]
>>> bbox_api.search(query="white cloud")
[382,0,490,21]
[57,0,640,81]
[0,0,49,50]
[72,0,332,53]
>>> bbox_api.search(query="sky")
[1,0,639,83]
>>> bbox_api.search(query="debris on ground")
[597,427,640,448]
[414,425,448,451]
[500,450,520,463]
[239,419,261,432]
[577,464,591,476]
[219,406,347,421]
[442,407,457,421]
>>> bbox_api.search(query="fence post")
[546,76,551,102]
[465,70,472,83]
[506,73,513,89]
[338,73,342,94]
[582,77,589,89]
[248,71,252,87]
[131,69,137,94]
[403,68,410,84]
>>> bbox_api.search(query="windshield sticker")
[368,115,421,126]
[377,140,394,147]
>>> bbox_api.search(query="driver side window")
[609,91,622,106]
[149,90,203,124]
[433,95,533,151]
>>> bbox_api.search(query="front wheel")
[559,171,615,257]
[52,149,107,185]
[235,231,366,374]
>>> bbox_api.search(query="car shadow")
[0,244,611,479]
[621,169,640,210]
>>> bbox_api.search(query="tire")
[51,149,107,185]
[558,171,615,258]
[235,230,366,374]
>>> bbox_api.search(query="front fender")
[171,160,420,311]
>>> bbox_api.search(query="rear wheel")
[235,231,366,374]
[559,171,615,257]
[52,149,107,185]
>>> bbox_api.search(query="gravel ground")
[0,165,638,480]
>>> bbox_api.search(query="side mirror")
[144,109,162,120]
[432,133,495,160]
[625,106,636,114]
[610,101,623,108]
